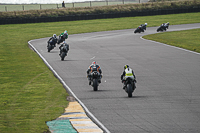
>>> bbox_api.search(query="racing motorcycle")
[89,71,101,91]
[157,22,170,32]
[134,24,147,33]
[57,33,68,44]
[122,78,136,97]
[59,42,69,61]
[47,40,55,52]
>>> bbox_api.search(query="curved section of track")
[30,23,200,133]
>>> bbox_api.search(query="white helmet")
[145,23,147,26]
[53,34,56,39]
[64,30,68,35]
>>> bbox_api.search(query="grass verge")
[0,12,200,133]
[143,28,200,53]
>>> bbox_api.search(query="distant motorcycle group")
[47,32,136,97]
[134,22,170,33]
[85,23,171,97]
[48,23,173,97]
[47,30,69,61]
[46,23,169,97]
[85,22,170,97]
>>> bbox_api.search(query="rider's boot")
[123,84,126,89]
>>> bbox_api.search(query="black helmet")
[124,65,129,70]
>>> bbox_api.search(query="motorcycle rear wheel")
[58,38,63,44]
[61,52,65,61]
[127,84,133,97]
[48,44,52,52]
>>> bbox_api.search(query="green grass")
[0,12,200,133]
[143,28,200,53]
[0,24,69,133]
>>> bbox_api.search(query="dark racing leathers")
[59,43,69,55]
[140,24,147,31]
[47,37,57,47]
[160,23,169,31]
[87,64,102,85]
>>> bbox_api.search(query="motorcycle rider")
[59,41,69,55]
[140,23,147,28]
[121,65,136,89]
[87,61,102,85]
[161,22,169,31]
[164,22,169,29]
[47,34,57,47]
[58,30,68,44]
[138,23,147,32]
[161,23,166,31]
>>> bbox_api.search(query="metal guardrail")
[0,0,148,12]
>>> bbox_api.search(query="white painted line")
[90,56,96,60]
[28,40,110,133]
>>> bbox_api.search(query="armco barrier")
[0,7,200,25]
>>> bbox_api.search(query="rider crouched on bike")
[87,61,102,85]
[47,34,57,47]
[140,23,147,32]
[121,65,136,89]
[161,22,169,30]
[58,30,68,44]
[61,30,68,39]
[59,41,69,55]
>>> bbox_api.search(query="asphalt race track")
[30,23,200,133]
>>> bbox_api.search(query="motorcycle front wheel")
[134,29,139,33]
[93,79,98,91]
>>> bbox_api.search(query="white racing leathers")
[125,68,134,80]
[124,68,136,89]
